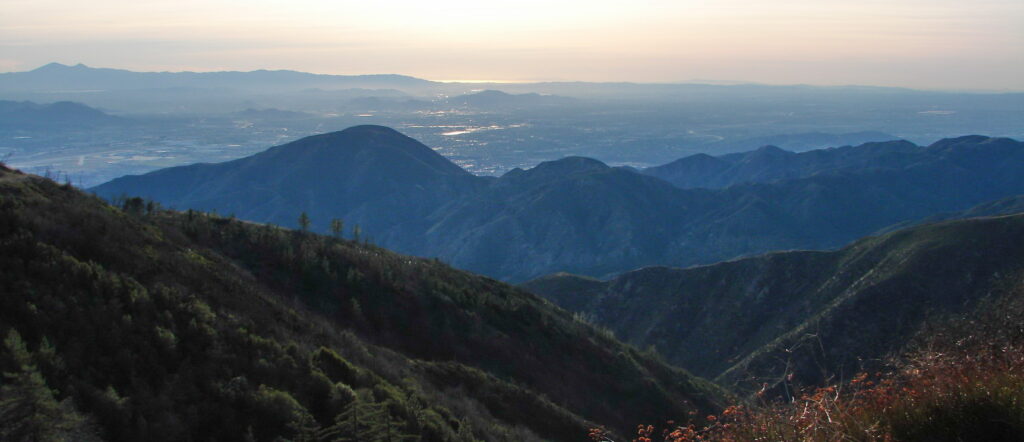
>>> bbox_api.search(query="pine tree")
[330,219,344,238]
[288,411,321,442]
[316,398,416,441]
[299,212,311,232]
[0,330,93,442]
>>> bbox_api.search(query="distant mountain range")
[642,136,1006,189]
[93,126,1024,281]
[0,62,435,94]
[522,212,1024,394]
[706,131,900,153]
[0,100,123,128]
[9,62,1024,100]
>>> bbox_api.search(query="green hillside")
[0,164,726,441]
[524,212,1024,393]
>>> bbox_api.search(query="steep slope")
[416,157,718,280]
[94,129,1024,282]
[523,213,1024,393]
[2,164,727,441]
[877,194,1024,234]
[94,125,486,249]
[952,195,1024,218]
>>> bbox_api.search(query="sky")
[2,0,1022,90]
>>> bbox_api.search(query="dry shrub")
[597,283,1024,441]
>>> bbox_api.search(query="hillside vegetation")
[524,212,1024,394]
[0,163,726,441]
[590,283,1024,442]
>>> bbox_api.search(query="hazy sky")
[2,0,1022,90]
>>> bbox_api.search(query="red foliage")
[592,340,1024,441]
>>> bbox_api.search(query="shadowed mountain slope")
[1,163,726,441]
[94,125,486,249]
[415,157,717,280]
[523,213,1024,394]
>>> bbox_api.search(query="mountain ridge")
[0,100,124,128]
[522,212,1024,394]
[1,63,436,94]
[93,128,1024,281]
[95,125,485,248]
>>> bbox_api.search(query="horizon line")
[5,62,1023,94]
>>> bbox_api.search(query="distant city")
[2,63,1022,187]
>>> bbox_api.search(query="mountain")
[94,125,486,249]
[0,63,436,94]
[0,163,726,441]
[94,145,716,281]
[412,157,722,281]
[522,212,1024,393]
[0,100,123,128]
[646,135,1024,191]
[643,138,929,189]
[877,194,1024,234]
[706,131,899,154]
[94,129,1024,282]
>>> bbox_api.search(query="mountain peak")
[254,126,471,179]
[286,125,420,150]
[926,135,1023,157]
[688,152,717,161]
[338,124,404,136]
[674,152,729,166]
[737,145,795,165]
[640,153,733,187]
[31,62,71,72]
[928,135,992,149]
[753,144,790,155]
[495,156,612,189]
[92,125,478,236]
[533,156,610,174]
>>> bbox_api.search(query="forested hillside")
[0,164,725,441]
[525,212,1024,393]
